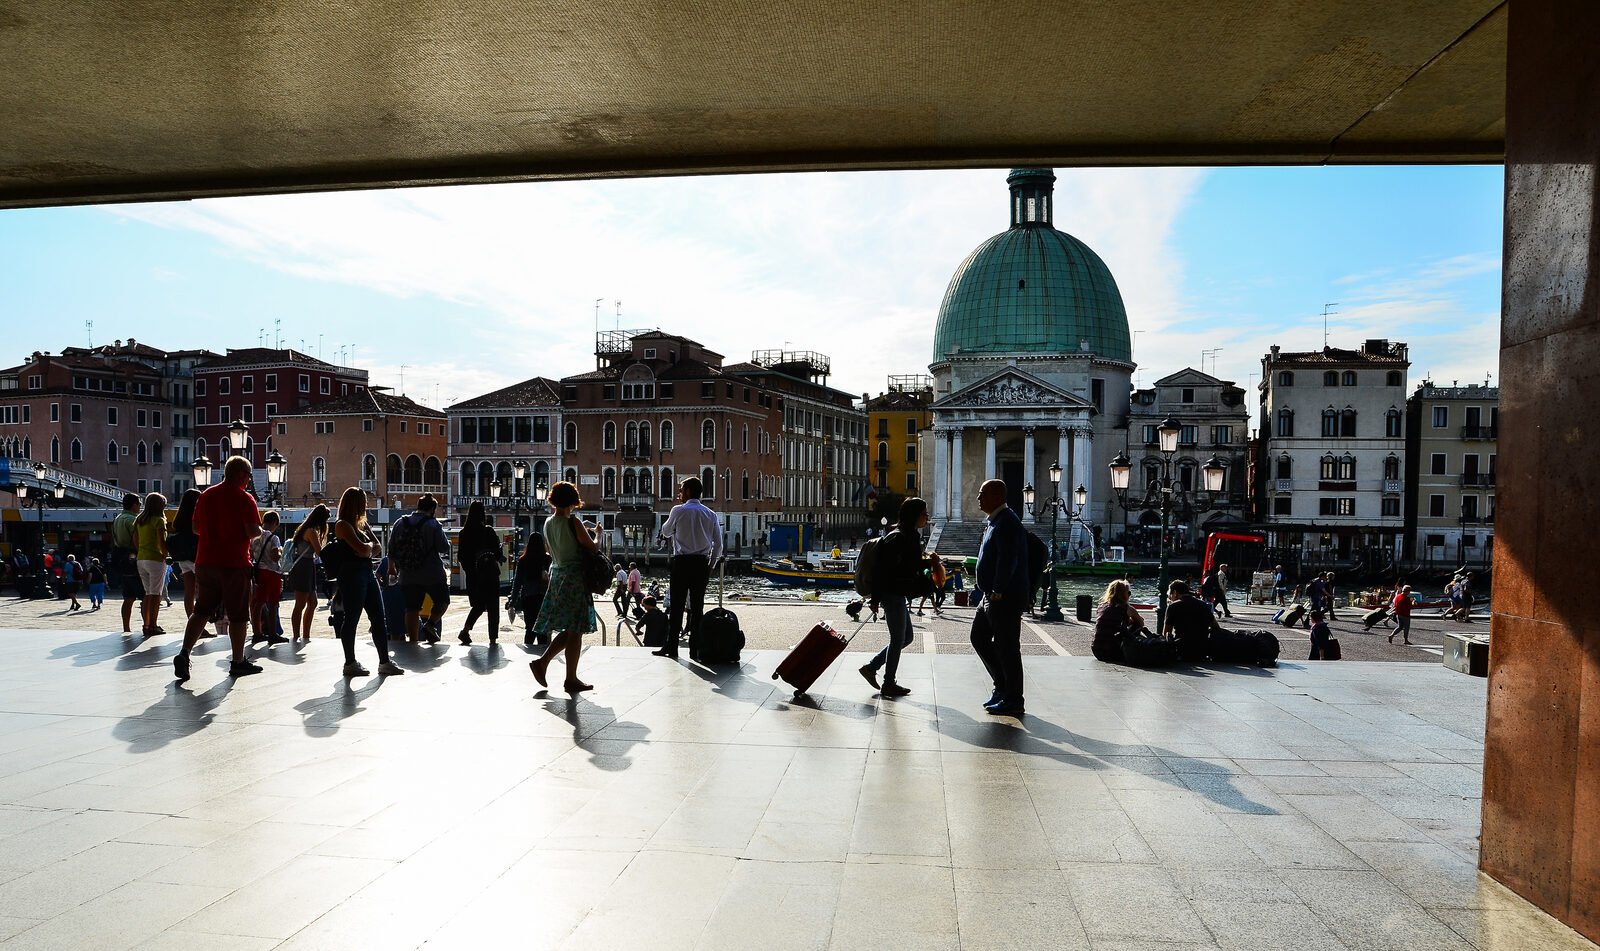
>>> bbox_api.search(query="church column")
[950,428,964,521]
[932,428,949,520]
[1075,426,1094,535]
[1058,427,1075,545]
[984,427,997,479]
[1022,427,1037,523]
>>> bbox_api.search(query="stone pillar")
[1023,427,1037,523]
[1058,427,1074,546]
[1482,2,1600,943]
[950,428,964,521]
[984,427,997,479]
[932,428,949,520]
[1076,427,1093,533]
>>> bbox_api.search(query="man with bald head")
[175,456,263,682]
[971,478,1031,715]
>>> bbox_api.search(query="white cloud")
[109,167,1207,399]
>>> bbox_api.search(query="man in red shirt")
[175,456,263,681]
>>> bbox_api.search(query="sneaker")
[458,631,472,646]
[343,661,370,677]
[858,664,880,689]
[150,625,167,634]
[881,681,912,698]
[915,610,925,616]
[228,660,263,677]
[985,702,1025,716]
[266,634,290,646]
[173,653,191,682]
[984,690,1002,708]
[377,661,405,676]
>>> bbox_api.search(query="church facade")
[923,168,1135,545]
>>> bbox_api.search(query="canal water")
[712,573,1172,607]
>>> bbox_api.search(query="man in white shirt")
[654,476,723,660]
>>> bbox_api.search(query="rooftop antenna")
[595,298,604,368]
[615,299,622,330]
[318,333,324,360]
[86,320,93,348]
[274,318,282,349]
[1321,302,1340,347]
[398,364,409,394]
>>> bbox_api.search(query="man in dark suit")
[970,478,1031,715]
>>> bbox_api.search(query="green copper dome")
[933,168,1132,363]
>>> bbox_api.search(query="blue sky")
[0,165,1503,405]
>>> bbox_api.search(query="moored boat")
[752,550,858,588]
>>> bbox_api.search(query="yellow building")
[866,376,933,497]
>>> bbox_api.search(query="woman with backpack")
[456,500,504,646]
[166,489,202,617]
[329,487,403,678]
[285,504,330,642]
[856,497,928,698]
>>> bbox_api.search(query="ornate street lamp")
[265,451,288,505]
[16,466,65,591]
[227,418,251,457]
[191,455,214,488]
[1023,461,1072,622]
[1109,418,1228,634]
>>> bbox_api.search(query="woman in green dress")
[529,481,600,693]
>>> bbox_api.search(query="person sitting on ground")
[1162,579,1223,663]
[1092,579,1144,663]
[639,595,670,648]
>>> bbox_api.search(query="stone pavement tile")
[0,807,63,840]
[177,853,392,939]
[696,861,843,951]
[1088,940,1220,951]
[1063,863,1212,944]
[1434,905,1600,951]
[0,809,161,874]
[1175,774,1292,815]
[1342,841,1527,912]
[1219,813,1367,871]
[1256,775,1353,796]
[955,884,1093,950]
[1285,794,1436,844]
[140,819,341,888]
[945,780,1058,870]
[1170,868,1302,905]
[0,840,190,920]
[1279,868,1476,951]
[420,848,632,951]
[0,880,230,951]
[129,933,278,951]
[1142,833,1269,871]
[1021,765,1121,811]
[0,920,41,943]
[1110,787,1233,838]
[828,863,958,947]
[1191,899,1350,951]
[1038,807,1156,865]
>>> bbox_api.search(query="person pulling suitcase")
[856,497,929,698]
[653,476,722,661]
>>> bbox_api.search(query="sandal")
[563,680,594,693]
[529,660,548,688]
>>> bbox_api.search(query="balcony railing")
[308,481,326,496]
[622,444,653,459]
[617,493,657,508]
[1459,472,1496,487]
[1460,514,1484,524]
[389,482,443,495]
[1274,478,1293,492]
[359,479,376,492]
[1383,479,1404,494]
[1460,425,1498,440]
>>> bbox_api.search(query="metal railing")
[3,457,126,505]
[1274,478,1293,492]
[1460,472,1496,487]
[1383,479,1404,494]
[1459,425,1498,440]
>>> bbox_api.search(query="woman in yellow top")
[133,493,168,637]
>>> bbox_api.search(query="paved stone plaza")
[0,599,1590,950]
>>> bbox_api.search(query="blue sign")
[0,457,9,486]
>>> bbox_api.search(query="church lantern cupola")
[1007,167,1056,228]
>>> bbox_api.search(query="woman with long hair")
[331,487,403,677]
[856,496,928,698]
[166,488,202,617]
[133,492,168,637]
[456,499,504,645]
[287,504,330,642]
[1092,578,1143,662]
[528,481,599,692]
[512,532,552,647]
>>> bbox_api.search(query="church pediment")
[934,368,1092,410]
[1154,367,1228,387]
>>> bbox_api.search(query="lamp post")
[1107,416,1227,635]
[191,455,214,488]
[264,451,288,506]
[18,463,66,595]
[488,461,546,554]
[1022,462,1082,622]
[227,419,251,458]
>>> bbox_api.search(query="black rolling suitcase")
[697,560,745,664]
[1281,604,1308,628]
[1362,605,1391,630]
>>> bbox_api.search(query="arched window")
[363,454,377,481]
[1385,407,1403,438]
[1323,371,1339,387]
[702,419,715,450]
[878,441,889,463]
[460,462,476,496]
[1274,454,1291,480]
[624,421,639,454]
[622,468,638,494]
[1322,407,1339,437]
[386,454,403,484]
[1341,453,1356,479]
[1276,409,1294,437]
[424,456,442,485]
[1386,370,1402,386]
[532,461,549,489]
[136,440,148,464]
[21,437,30,459]
[603,421,617,451]
[1342,371,1358,387]
[1320,453,1338,480]
[1278,371,1294,387]
[726,422,732,452]
[741,468,750,499]
[660,467,673,496]
[639,466,653,496]
[702,466,716,499]
[563,466,577,485]
[50,436,60,464]
[152,442,163,464]
[1383,454,1400,480]
[1341,407,1358,437]
[70,438,82,462]
[603,467,616,498]
[742,424,749,453]
[639,421,652,453]
[660,420,674,451]
[564,421,577,452]
[313,457,327,484]
[196,438,208,462]
[497,460,513,486]
[404,454,423,484]
[107,440,119,464]
[478,461,494,493]
[620,363,656,400]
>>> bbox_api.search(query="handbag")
[320,535,354,576]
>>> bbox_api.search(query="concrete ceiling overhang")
[0,1,1506,209]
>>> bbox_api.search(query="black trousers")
[970,597,1026,704]
[667,554,711,659]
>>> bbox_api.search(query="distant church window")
[1026,197,1037,221]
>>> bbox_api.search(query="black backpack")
[1024,530,1049,600]
[389,514,434,572]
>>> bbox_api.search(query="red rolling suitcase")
[772,621,857,698]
